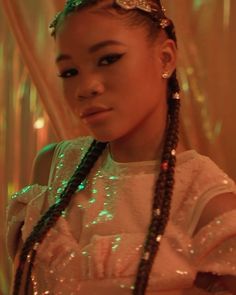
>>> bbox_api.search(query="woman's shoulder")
[32,142,58,186]
[176,149,236,207]
[177,149,234,184]
[175,149,236,235]
[32,136,94,186]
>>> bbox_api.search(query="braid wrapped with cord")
[133,12,181,294]
[133,82,180,294]
[13,1,181,294]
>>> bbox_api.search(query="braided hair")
[13,1,181,294]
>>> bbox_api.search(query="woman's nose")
[76,77,105,100]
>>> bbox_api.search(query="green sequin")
[77,164,119,227]
[77,180,87,192]
[89,197,96,204]
[59,153,65,159]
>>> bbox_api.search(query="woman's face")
[55,3,176,142]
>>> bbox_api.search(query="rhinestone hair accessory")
[116,0,159,13]
[49,0,170,34]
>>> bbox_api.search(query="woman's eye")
[99,54,123,66]
[57,54,123,78]
[58,68,78,79]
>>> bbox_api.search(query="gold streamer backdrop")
[0,1,235,294]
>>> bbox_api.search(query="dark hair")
[13,1,180,294]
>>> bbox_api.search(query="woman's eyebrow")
[55,39,126,63]
[55,54,71,64]
[88,39,126,53]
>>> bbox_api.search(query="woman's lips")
[80,106,112,124]
[80,107,112,119]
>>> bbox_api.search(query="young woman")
[7,0,236,294]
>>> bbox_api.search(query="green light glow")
[193,0,204,11]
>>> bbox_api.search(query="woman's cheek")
[62,84,77,108]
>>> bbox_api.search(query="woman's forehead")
[56,8,144,42]
[68,0,119,17]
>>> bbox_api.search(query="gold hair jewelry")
[115,0,170,27]
[160,18,170,29]
[49,0,170,33]
[115,0,155,13]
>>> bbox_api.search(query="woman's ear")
[159,38,177,75]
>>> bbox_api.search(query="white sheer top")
[7,137,236,295]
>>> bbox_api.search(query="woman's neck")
[109,117,167,163]
[108,123,187,163]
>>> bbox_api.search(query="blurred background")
[0,0,235,293]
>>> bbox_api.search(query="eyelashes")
[57,53,124,79]
[99,53,123,66]
[57,68,78,79]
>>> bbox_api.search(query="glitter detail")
[176,270,188,275]
[11,185,32,199]
[61,210,67,218]
[27,254,31,262]
[81,166,120,227]
[154,208,161,216]
[161,5,166,13]
[11,137,236,292]
[173,92,180,100]
[160,18,170,29]
[189,249,195,255]
[32,273,38,294]
[111,235,122,252]
[116,0,152,12]
[156,235,162,242]
[33,243,40,250]
[109,176,119,180]
[77,179,87,192]
[171,149,176,156]
[89,197,96,204]
[70,252,76,259]
[57,187,64,194]
[59,153,65,159]
[143,251,150,260]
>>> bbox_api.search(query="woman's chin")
[91,134,112,143]
[89,131,118,143]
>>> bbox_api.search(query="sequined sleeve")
[6,137,93,261]
[47,136,94,191]
[192,209,236,276]
[6,184,49,260]
[183,155,236,236]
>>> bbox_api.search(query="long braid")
[133,16,181,294]
[13,140,108,295]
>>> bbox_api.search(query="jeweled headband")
[49,0,171,35]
